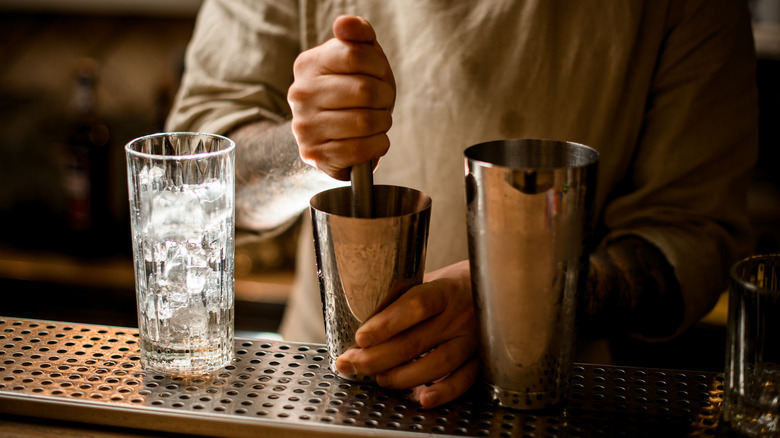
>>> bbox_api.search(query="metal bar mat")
[0,318,723,437]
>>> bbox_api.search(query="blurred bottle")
[61,58,111,255]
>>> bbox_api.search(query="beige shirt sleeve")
[601,0,759,336]
[165,0,300,135]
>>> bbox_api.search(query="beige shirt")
[167,0,759,345]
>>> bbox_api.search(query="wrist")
[580,236,684,339]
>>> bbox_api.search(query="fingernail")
[419,390,439,408]
[335,356,358,376]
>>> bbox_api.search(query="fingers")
[288,15,395,180]
[292,107,391,149]
[335,261,477,408]
[336,318,439,378]
[414,357,480,409]
[333,15,376,44]
[295,74,395,110]
[299,135,390,181]
[375,334,478,389]
[355,282,447,348]
[293,37,390,81]
[337,342,479,409]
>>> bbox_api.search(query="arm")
[166,0,346,233]
[598,0,758,336]
[228,120,330,234]
[583,236,683,339]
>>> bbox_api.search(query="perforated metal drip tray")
[0,318,724,437]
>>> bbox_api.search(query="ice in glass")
[125,132,235,374]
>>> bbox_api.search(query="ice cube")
[163,252,187,286]
[192,179,225,208]
[150,188,206,242]
[186,252,209,294]
[169,300,208,338]
[137,165,167,209]
[139,164,166,187]
[201,225,226,251]
[192,179,229,224]
[157,282,189,319]
[202,272,226,312]
[193,179,224,201]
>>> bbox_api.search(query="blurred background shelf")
[0,0,203,17]
[0,10,298,337]
[0,229,296,335]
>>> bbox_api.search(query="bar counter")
[0,317,727,437]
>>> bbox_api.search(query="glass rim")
[125,132,235,161]
[730,253,780,292]
[464,138,599,171]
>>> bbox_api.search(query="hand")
[335,260,479,409]
[287,15,396,181]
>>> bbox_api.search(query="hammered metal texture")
[0,318,725,437]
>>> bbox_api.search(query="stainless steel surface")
[1,317,724,437]
[723,254,780,436]
[309,185,431,382]
[350,162,374,218]
[465,139,599,410]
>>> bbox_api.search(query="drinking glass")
[723,254,780,436]
[125,132,235,374]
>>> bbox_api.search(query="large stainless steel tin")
[465,139,598,410]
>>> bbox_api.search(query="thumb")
[333,15,376,44]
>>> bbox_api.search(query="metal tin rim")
[464,138,599,170]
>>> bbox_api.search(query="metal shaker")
[465,139,598,409]
[310,185,431,382]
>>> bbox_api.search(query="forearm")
[580,236,684,340]
[227,120,343,234]
[229,120,297,189]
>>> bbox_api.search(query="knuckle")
[381,112,393,131]
[379,79,396,98]
[352,79,372,100]
[375,134,391,156]
[295,140,321,164]
[398,337,423,363]
[403,293,429,322]
[451,297,474,325]
[351,80,382,109]
[353,111,374,134]
[292,49,316,74]
[289,117,304,133]
[289,118,313,143]
[369,315,393,336]
[286,85,313,109]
